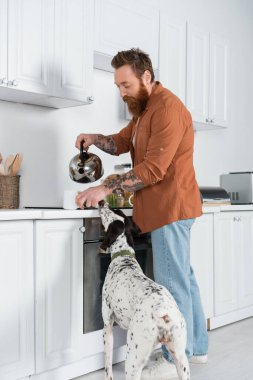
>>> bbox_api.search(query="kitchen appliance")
[82,216,152,333]
[69,141,104,183]
[24,206,152,334]
[220,172,253,204]
[199,186,231,205]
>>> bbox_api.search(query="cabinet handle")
[0,77,8,85]
[210,119,215,123]
[205,118,210,123]
[87,96,94,103]
[233,216,242,222]
[79,226,86,233]
[7,79,18,87]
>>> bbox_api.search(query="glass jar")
[114,163,133,207]
[116,193,125,207]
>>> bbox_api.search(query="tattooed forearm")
[103,169,145,194]
[94,134,117,155]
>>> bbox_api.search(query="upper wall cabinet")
[0,0,94,108]
[7,0,54,95]
[53,0,94,102]
[186,23,229,129]
[159,15,186,104]
[94,0,159,72]
[0,0,7,86]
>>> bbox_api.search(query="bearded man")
[75,48,208,379]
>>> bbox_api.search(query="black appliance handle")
[83,238,104,245]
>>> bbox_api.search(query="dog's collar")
[111,250,135,261]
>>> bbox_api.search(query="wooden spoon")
[0,163,5,175]
[10,154,19,176]
[4,154,14,175]
[0,153,4,175]
[11,153,23,176]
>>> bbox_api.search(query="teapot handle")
[80,140,89,161]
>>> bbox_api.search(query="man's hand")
[75,184,111,209]
[75,133,117,155]
[75,134,97,150]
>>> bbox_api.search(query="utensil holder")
[0,175,20,209]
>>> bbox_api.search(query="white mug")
[63,190,78,210]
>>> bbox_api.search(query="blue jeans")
[151,218,208,361]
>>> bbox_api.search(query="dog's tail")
[153,309,186,345]
[155,313,173,344]
[153,311,190,380]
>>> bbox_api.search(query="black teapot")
[69,141,104,183]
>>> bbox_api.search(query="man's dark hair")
[111,48,155,82]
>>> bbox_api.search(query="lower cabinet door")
[239,212,253,308]
[0,220,34,380]
[190,214,214,319]
[214,213,239,315]
[35,219,83,373]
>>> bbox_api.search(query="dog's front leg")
[103,323,113,380]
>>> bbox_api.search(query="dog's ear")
[100,220,125,251]
[112,208,136,248]
[112,208,140,235]
[112,208,126,218]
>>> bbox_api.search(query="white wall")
[0,70,131,207]
[0,0,253,207]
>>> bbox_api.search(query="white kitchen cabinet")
[0,0,94,108]
[94,0,159,70]
[186,24,209,125]
[214,212,238,315]
[190,214,214,319]
[2,0,54,95]
[0,0,7,85]
[0,220,34,380]
[187,23,228,129]
[34,218,126,375]
[238,213,253,309]
[209,34,229,127]
[35,219,84,373]
[159,15,186,103]
[53,0,94,102]
[214,212,253,315]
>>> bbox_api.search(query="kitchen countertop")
[0,208,42,220]
[1,204,253,221]
[0,207,133,220]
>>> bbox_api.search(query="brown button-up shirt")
[112,82,202,233]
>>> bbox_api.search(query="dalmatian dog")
[98,201,190,380]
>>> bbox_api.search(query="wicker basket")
[0,175,20,209]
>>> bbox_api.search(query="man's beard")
[123,81,149,118]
